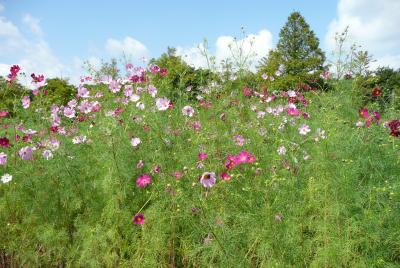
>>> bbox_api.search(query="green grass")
[0,80,399,267]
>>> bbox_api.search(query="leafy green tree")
[42,78,76,106]
[150,47,216,101]
[259,11,326,89]
[0,76,28,116]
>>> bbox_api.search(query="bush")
[149,47,217,101]
[0,77,29,116]
[356,67,400,110]
[41,78,76,106]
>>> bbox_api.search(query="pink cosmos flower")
[133,213,145,225]
[156,97,170,111]
[109,80,120,93]
[0,111,9,118]
[136,174,151,188]
[124,85,133,97]
[192,121,201,132]
[63,107,76,118]
[152,165,161,173]
[200,172,216,188]
[149,64,160,74]
[136,160,144,169]
[21,96,30,109]
[148,85,157,97]
[77,86,90,98]
[0,152,7,165]
[298,124,311,135]
[131,137,141,147]
[233,135,245,146]
[19,146,33,160]
[198,152,208,161]
[182,106,195,117]
[174,171,183,179]
[261,73,268,80]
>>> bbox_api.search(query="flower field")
[0,63,399,267]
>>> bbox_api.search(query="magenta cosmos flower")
[132,213,145,225]
[220,171,231,181]
[136,174,151,188]
[200,172,216,188]
[198,152,208,161]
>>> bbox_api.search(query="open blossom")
[136,174,151,188]
[1,173,12,184]
[0,110,9,118]
[156,97,170,111]
[63,107,76,118]
[77,100,92,114]
[200,172,216,188]
[182,106,195,117]
[0,152,7,165]
[233,135,245,146]
[132,213,145,225]
[0,137,11,148]
[19,146,34,160]
[130,94,140,102]
[136,102,145,110]
[220,172,231,181]
[148,85,157,97]
[198,152,208,161]
[277,146,286,155]
[109,80,120,93]
[286,107,300,117]
[298,124,311,135]
[21,96,30,109]
[124,85,133,97]
[72,135,87,144]
[77,86,90,98]
[131,137,141,147]
[43,150,53,160]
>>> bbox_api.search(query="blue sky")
[0,0,399,83]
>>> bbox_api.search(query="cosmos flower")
[72,135,87,144]
[286,107,300,117]
[147,85,157,97]
[109,80,120,93]
[136,174,151,188]
[0,110,9,118]
[233,135,245,146]
[277,146,286,155]
[198,152,208,161]
[200,172,216,188]
[220,172,231,181]
[0,152,7,165]
[63,107,76,118]
[19,146,34,160]
[156,97,170,111]
[132,213,145,225]
[1,173,12,184]
[131,137,141,147]
[298,124,311,135]
[371,87,382,97]
[21,96,30,109]
[182,106,195,117]
[43,150,53,160]
[0,137,11,148]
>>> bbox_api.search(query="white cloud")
[176,29,273,71]
[105,36,149,58]
[22,14,43,36]
[325,0,400,69]
[0,14,66,87]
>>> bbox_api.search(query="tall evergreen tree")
[259,12,326,88]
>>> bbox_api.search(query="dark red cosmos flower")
[132,213,145,225]
[50,125,58,133]
[168,101,174,109]
[388,119,400,137]
[8,65,21,82]
[0,137,10,148]
[160,68,168,77]
[372,87,382,97]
